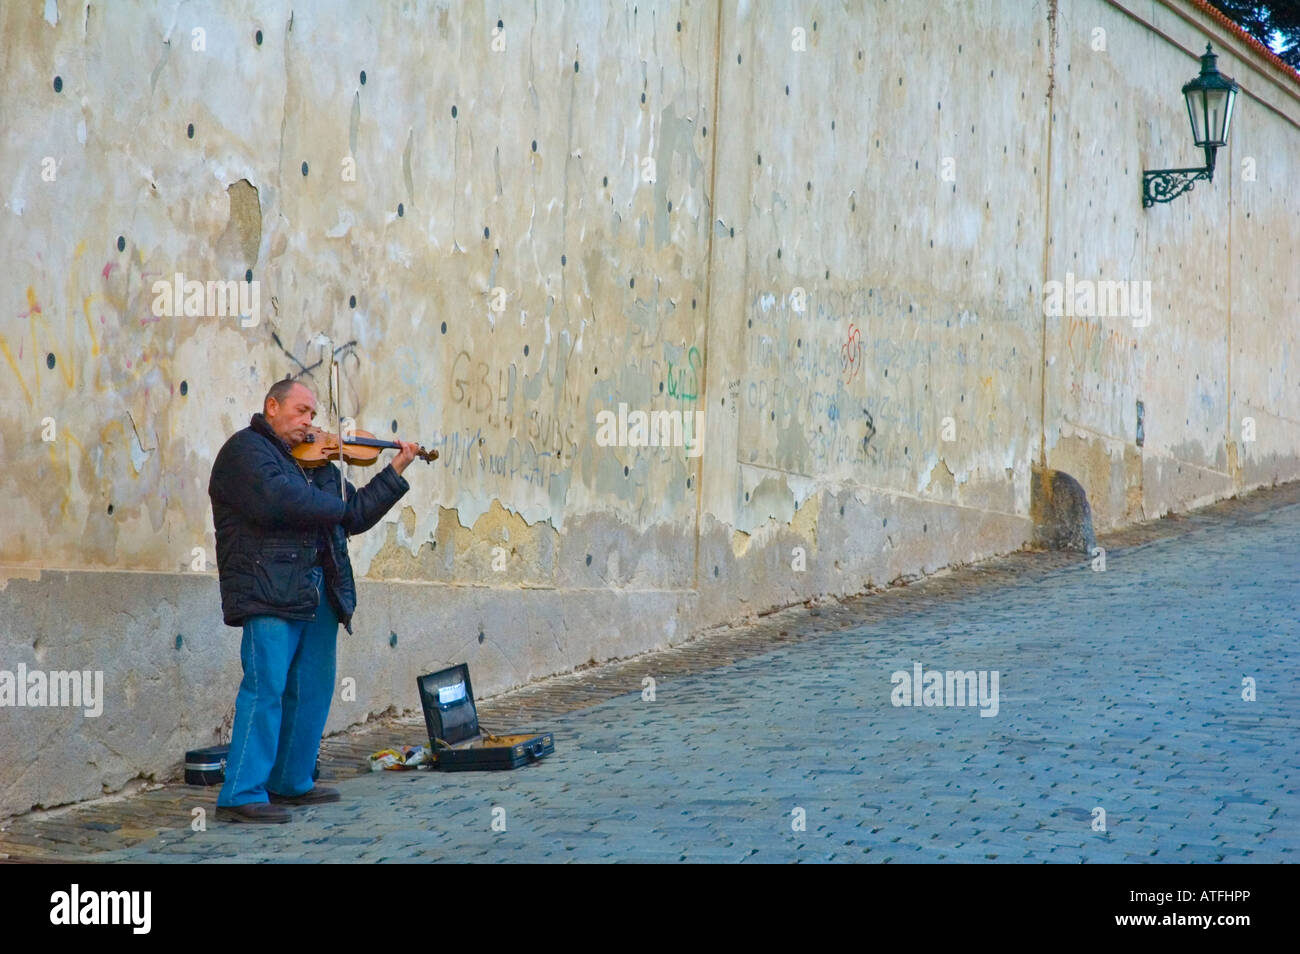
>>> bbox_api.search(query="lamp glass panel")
[1205,88,1229,145]
[1221,89,1236,143]
[1185,89,1207,144]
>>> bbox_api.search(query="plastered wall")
[1,0,1296,818]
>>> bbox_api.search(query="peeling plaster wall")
[1,0,1297,817]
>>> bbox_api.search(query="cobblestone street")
[63,491,1298,864]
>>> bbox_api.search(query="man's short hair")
[264,378,301,411]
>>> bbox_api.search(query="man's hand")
[391,440,419,475]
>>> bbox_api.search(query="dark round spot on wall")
[360,70,367,85]
[629,277,635,288]
[390,632,398,648]
[451,104,458,118]
[831,120,835,130]
[602,175,608,187]
[840,505,845,516]
[593,366,598,375]
[737,53,742,64]
[770,411,775,421]
[713,565,719,577]
[702,126,707,137]
[883,518,887,527]
[806,181,811,192]
[624,465,629,477]
[397,202,404,217]
[796,338,802,347]
[785,85,790,95]
[585,554,592,566]
[729,227,734,238]
[187,123,195,139]
[245,269,253,283]
[301,161,309,176]
[107,504,114,515]
[523,344,529,357]
[255,29,263,45]
[46,353,56,370]
[561,254,567,266]
[747,318,751,327]
[677,21,681,31]
[692,298,696,309]
[478,629,485,644]
[531,139,537,152]
[349,294,356,308]
[641,92,646,104]
[497,19,503,28]
[117,235,125,252]
[659,381,664,392]
[176,634,184,650]
[667,200,672,212]
[391,419,398,433]
[777,248,782,259]
[53,76,63,93]
[440,321,447,334]
[180,380,188,396]
[924,523,928,533]
[825,269,830,280]
[574,60,579,73]
[483,226,490,239]
[745,491,750,501]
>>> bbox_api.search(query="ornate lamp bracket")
[1142,166,1212,208]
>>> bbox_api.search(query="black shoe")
[215,803,292,824]
[267,785,341,806]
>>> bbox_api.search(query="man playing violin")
[208,379,417,823]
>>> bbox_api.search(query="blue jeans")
[218,568,338,806]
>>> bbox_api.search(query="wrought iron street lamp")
[1142,43,1240,208]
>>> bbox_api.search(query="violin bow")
[331,346,345,504]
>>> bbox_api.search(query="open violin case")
[416,663,554,771]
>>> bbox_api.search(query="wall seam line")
[692,0,726,594]
[1039,0,1058,470]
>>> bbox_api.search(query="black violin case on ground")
[417,663,554,771]
[184,745,319,786]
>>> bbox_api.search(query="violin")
[292,425,439,468]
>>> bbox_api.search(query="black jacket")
[208,413,409,633]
